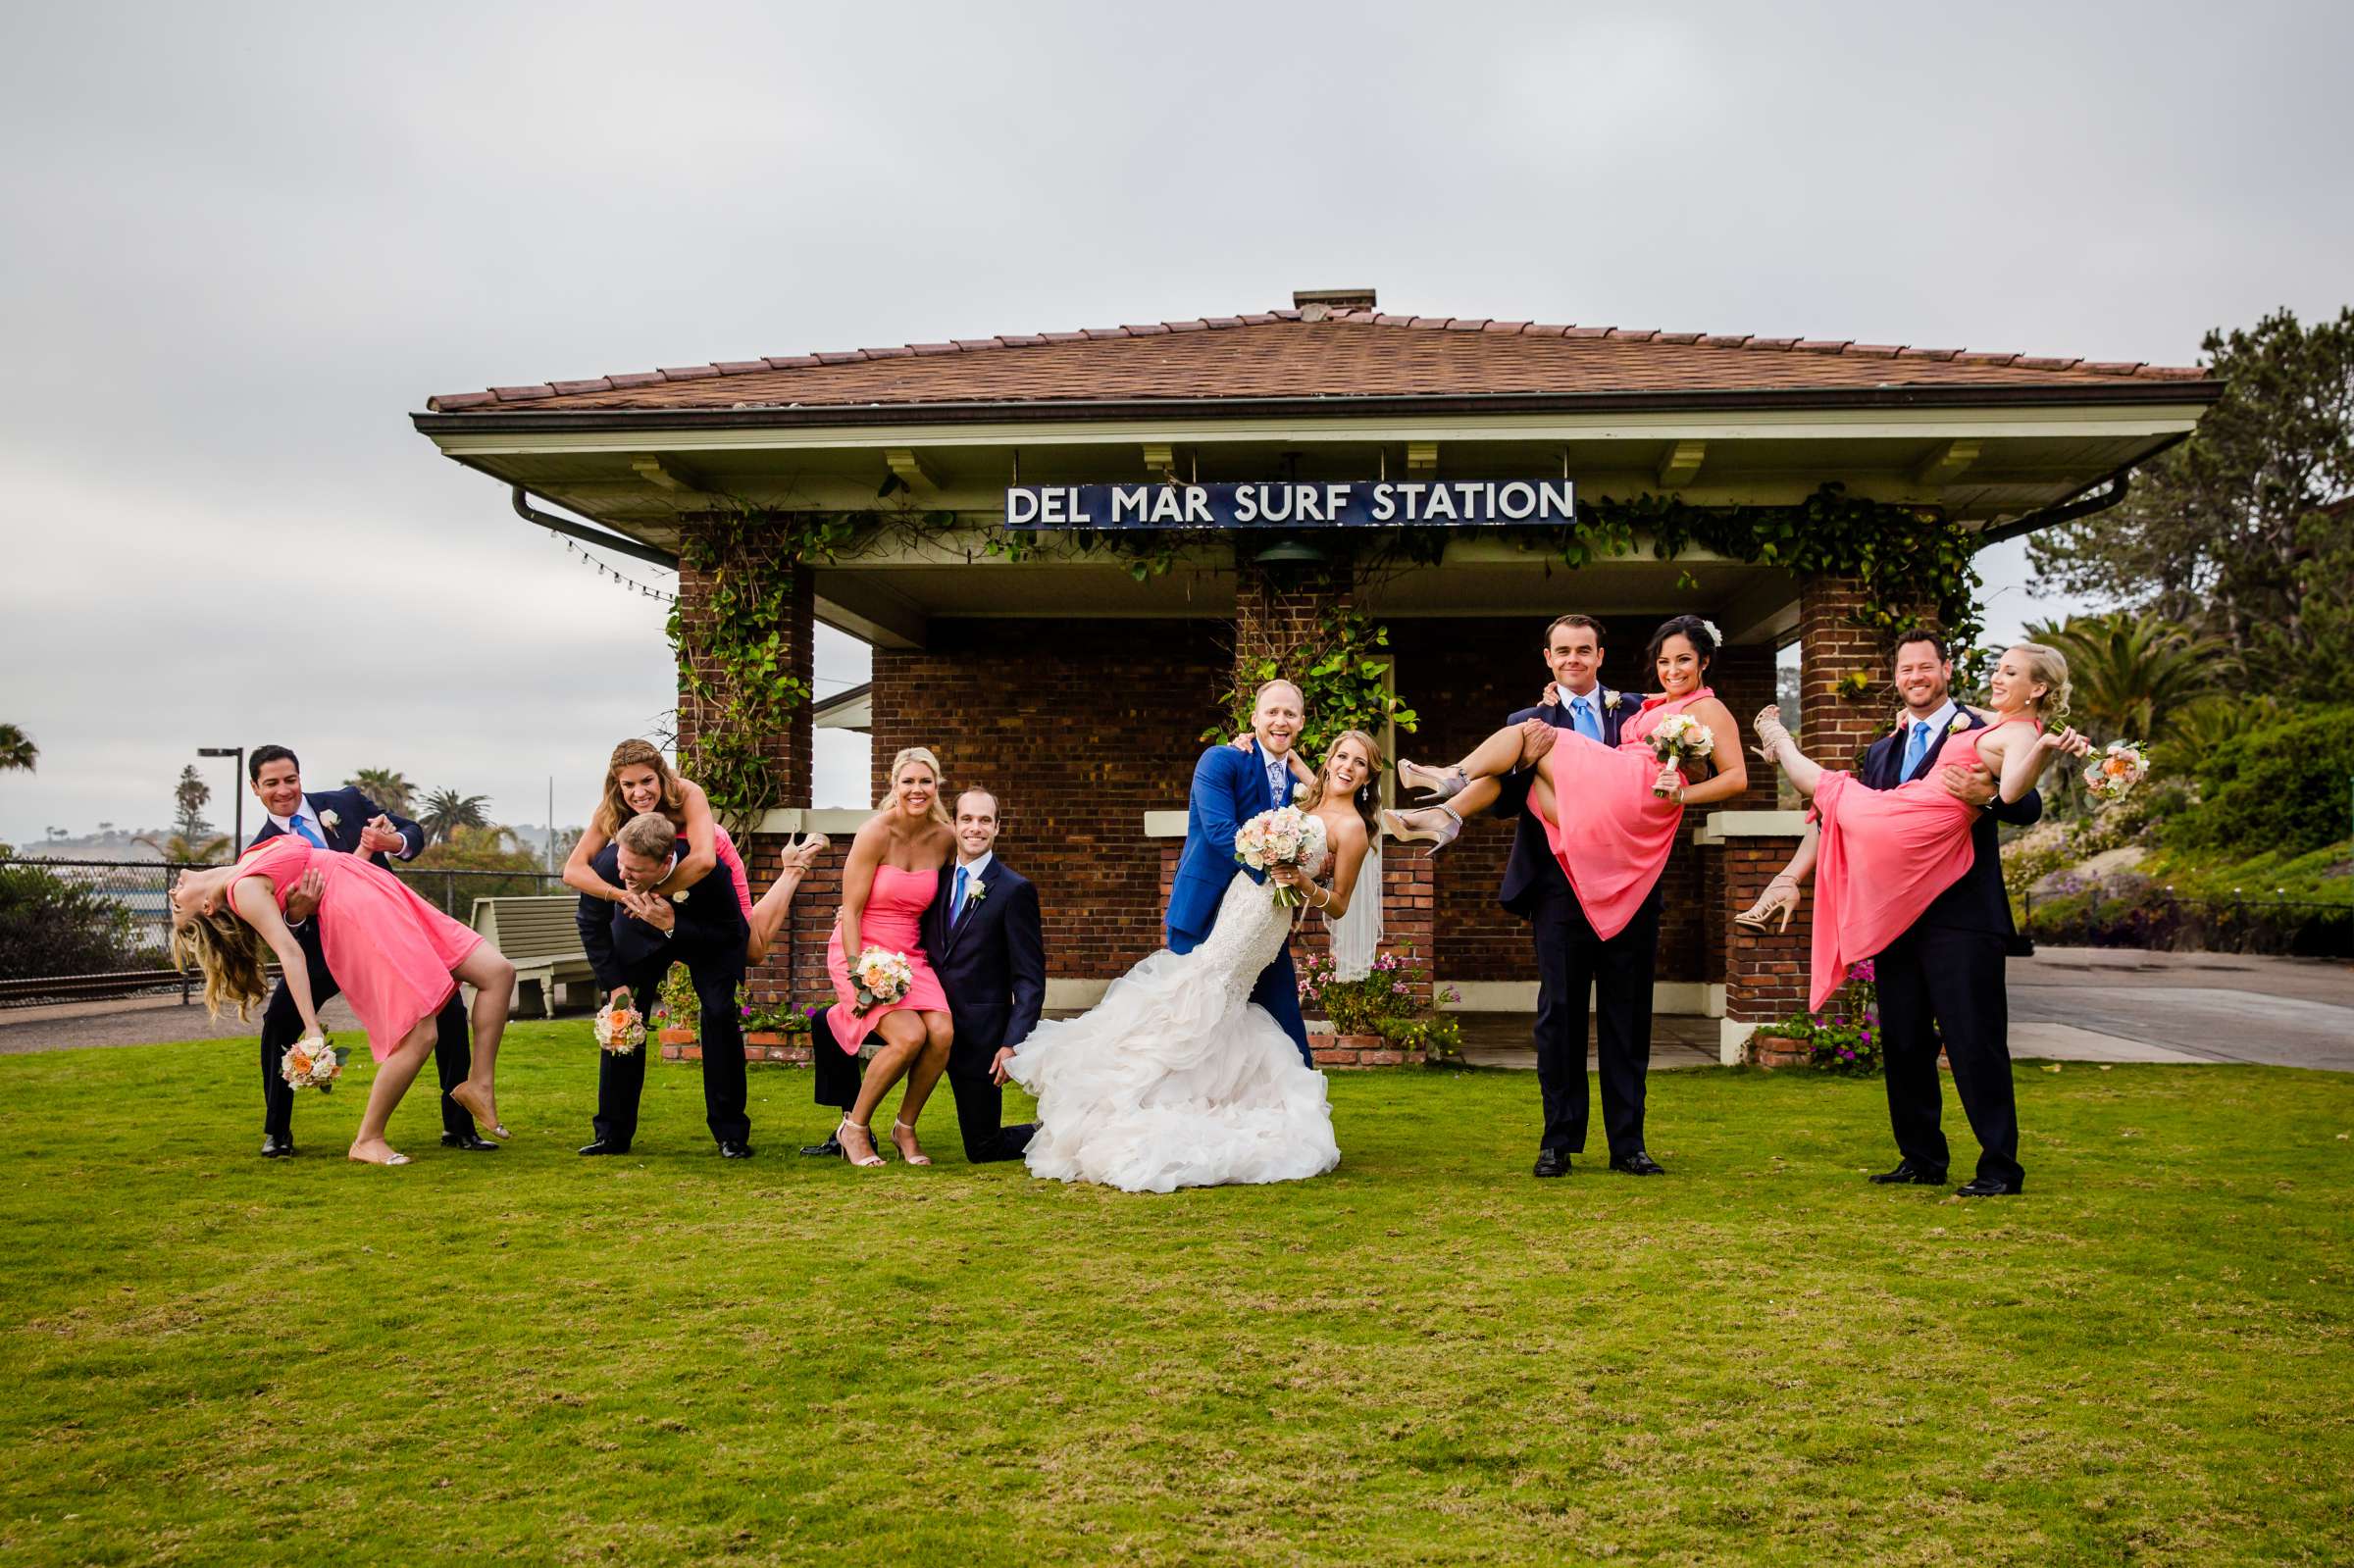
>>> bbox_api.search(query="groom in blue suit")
[1167,679,1312,1067]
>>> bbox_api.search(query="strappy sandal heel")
[1750,705,1792,765]
[1380,805,1461,849]
[890,1119,934,1167]
[1396,759,1470,803]
[1733,880,1800,935]
[838,1118,885,1168]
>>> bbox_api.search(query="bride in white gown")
[997,730,1385,1193]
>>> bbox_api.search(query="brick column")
[1712,827,1811,1062]
[672,520,815,1018]
[1233,549,1354,679]
[1796,573,1899,771]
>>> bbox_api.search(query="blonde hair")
[593,738,686,836]
[616,811,680,861]
[1254,679,1304,709]
[170,905,271,1022]
[882,745,952,827]
[2008,642,2073,723]
[1298,729,1386,837]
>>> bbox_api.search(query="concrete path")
[2010,948,2354,1071]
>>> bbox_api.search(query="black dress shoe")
[1610,1151,1666,1176]
[718,1139,755,1160]
[1868,1159,1949,1186]
[578,1138,631,1156]
[798,1135,845,1158]
[440,1132,500,1152]
[1532,1147,1571,1178]
[1955,1176,2023,1197]
[260,1134,295,1159]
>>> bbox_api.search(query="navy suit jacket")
[1492,689,1645,919]
[1167,740,1297,943]
[922,859,1047,1055]
[575,840,750,989]
[1861,710,2041,938]
[248,786,424,871]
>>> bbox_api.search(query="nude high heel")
[890,1119,934,1167]
[1732,878,1800,934]
[1380,805,1461,849]
[838,1118,885,1168]
[1396,759,1471,803]
[1750,705,1792,764]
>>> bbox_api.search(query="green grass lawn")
[2,1027,2349,1567]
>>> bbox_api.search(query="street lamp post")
[197,746,244,855]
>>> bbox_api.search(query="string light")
[550,531,678,603]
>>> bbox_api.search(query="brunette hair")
[883,746,952,828]
[170,902,272,1021]
[1890,627,1948,663]
[1298,729,1386,838]
[593,739,686,837]
[1543,613,1606,648]
[1645,614,1717,674]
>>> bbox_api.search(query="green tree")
[2025,611,2226,746]
[2166,704,2354,860]
[2028,306,2354,699]
[0,862,135,981]
[418,787,491,845]
[0,724,34,773]
[344,768,416,817]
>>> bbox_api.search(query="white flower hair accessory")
[318,810,340,830]
[1698,618,1723,649]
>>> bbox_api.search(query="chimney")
[1292,286,1376,322]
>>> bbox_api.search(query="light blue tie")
[951,864,969,925]
[1901,721,1932,781]
[1570,696,1601,743]
[291,815,327,848]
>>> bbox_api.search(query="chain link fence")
[0,855,570,1007]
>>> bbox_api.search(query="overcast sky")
[3,1,2347,847]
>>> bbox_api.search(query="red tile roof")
[424,308,2213,413]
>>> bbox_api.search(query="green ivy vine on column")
[1207,606,1419,761]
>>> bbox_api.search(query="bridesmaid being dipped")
[564,739,826,964]
[824,745,957,1169]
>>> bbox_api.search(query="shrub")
[2166,704,2354,859]
[1752,962,1883,1076]
[0,862,136,982]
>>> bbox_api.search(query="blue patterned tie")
[1901,721,1932,781]
[291,815,327,848]
[1570,696,1601,743]
[951,864,969,925]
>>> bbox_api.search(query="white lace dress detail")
[1006,816,1340,1193]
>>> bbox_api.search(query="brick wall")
[1714,835,1811,1027]
[868,617,1231,980]
[1233,553,1353,674]
[1796,573,1908,771]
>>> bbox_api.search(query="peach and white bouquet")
[849,947,915,1017]
[1236,804,1316,908]
[1646,713,1716,796]
[593,1003,645,1055]
[281,1034,347,1092]
[2083,740,2151,803]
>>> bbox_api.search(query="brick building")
[414,290,2219,1060]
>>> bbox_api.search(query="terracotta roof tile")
[424,307,2216,412]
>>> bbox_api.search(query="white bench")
[470,895,597,1019]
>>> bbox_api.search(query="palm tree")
[0,724,34,773]
[2024,612,2227,746]
[135,831,230,865]
[418,787,491,845]
[344,767,416,817]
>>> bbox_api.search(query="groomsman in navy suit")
[920,788,1045,1162]
[1484,616,1659,1179]
[575,812,754,1158]
[1167,679,1312,1066]
[244,744,484,1158]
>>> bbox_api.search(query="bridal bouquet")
[2083,740,2151,803]
[849,947,915,1016]
[1236,805,1315,908]
[281,1034,347,1093]
[593,1003,645,1056]
[1647,714,1715,796]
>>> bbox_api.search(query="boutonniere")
[1947,713,1970,734]
[966,879,989,906]
[1599,687,1619,710]
[318,810,340,831]
[671,888,690,904]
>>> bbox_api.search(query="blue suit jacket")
[1861,710,2041,938]
[1491,690,1644,918]
[247,786,424,871]
[1167,740,1297,943]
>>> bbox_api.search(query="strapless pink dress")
[1537,688,1714,939]
[234,835,483,1059]
[711,825,754,921]
[1806,714,2039,1012]
[823,862,951,1053]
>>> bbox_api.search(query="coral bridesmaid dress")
[711,825,755,922]
[823,863,951,1053]
[1805,713,2039,1012]
[234,835,483,1059]
[1539,688,1715,940]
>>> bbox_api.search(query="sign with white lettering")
[1002,481,1576,530]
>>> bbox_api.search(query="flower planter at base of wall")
[658,1030,813,1066]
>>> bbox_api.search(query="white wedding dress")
[1006,816,1341,1193]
